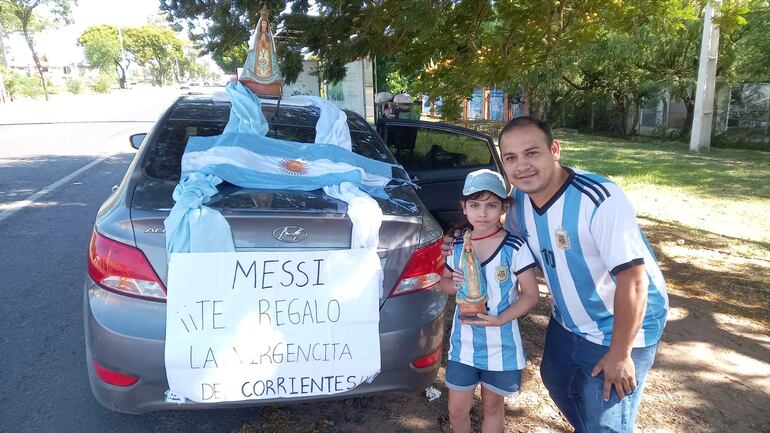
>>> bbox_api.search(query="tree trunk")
[0,70,7,103]
[23,32,48,101]
[116,62,126,89]
[629,97,640,137]
[614,92,627,137]
[158,67,164,86]
[523,89,531,116]
[683,99,695,137]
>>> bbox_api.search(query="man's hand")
[591,351,637,401]
[440,269,464,295]
[440,233,457,259]
[449,270,464,292]
[592,264,646,401]
[441,229,464,258]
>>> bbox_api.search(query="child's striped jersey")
[446,232,537,371]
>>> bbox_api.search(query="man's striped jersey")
[446,233,538,371]
[512,167,668,348]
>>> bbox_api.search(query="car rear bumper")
[84,281,447,414]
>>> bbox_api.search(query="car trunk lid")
[129,180,424,303]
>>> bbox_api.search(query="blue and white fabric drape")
[164,81,393,254]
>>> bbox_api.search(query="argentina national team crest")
[555,226,570,250]
[495,264,509,282]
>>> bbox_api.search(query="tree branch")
[561,75,595,91]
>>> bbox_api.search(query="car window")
[142,100,394,180]
[385,125,493,171]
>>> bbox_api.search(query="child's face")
[461,192,507,232]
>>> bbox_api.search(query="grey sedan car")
[84,95,502,413]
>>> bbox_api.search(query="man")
[445,117,668,433]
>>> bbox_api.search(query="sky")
[4,0,166,65]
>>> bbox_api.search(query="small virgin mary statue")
[239,5,283,97]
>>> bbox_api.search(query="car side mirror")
[130,133,147,150]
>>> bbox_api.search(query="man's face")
[499,125,562,197]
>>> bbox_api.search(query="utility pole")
[690,0,722,153]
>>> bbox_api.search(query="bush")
[90,73,114,94]
[5,71,45,99]
[712,130,770,152]
[66,78,83,94]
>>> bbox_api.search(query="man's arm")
[591,264,648,401]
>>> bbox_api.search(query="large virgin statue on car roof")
[239,4,283,97]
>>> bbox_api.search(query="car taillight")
[88,230,167,301]
[92,359,139,387]
[390,238,444,297]
[410,346,442,370]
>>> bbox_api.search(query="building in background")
[639,84,769,147]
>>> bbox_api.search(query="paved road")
[0,90,273,432]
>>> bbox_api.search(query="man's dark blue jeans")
[540,318,658,433]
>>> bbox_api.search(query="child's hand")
[461,313,503,327]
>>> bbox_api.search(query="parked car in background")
[85,94,503,413]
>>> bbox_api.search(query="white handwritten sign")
[164,249,382,403]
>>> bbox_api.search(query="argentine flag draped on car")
[162,81,389,404]
[164,81,395,253]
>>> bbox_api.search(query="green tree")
[0,0,75,100]
[544,1,755,136]
[163,0,764,123]
[210,42,247,75]
[78,24,132,89]
[385,71,411,94]
[176,47,216,82]
[90,71,114,93]
[123,24,183,86]
[627,1,759,136]
[730,2,770,82]
[163,0,678,117]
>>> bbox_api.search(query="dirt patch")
[231,219,769,433]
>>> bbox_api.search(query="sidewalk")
[0,86,180,125]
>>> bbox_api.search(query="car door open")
[379,119,506,229]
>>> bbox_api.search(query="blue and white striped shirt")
[446,233,537,371]
[510,167,669,348]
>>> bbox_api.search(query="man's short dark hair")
[499,116,553,146]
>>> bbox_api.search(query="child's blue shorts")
[445,360,521,397]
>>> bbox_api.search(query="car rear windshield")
[142,97,395,180]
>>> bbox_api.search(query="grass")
[555,131,770,324]
[558,132,770,201]
[414,128,493,166]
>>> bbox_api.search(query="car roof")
[171,95,371,132]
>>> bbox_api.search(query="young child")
[440,169,539,433]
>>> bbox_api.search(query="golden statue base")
[240,79,283,98]
[458,301,487,320]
